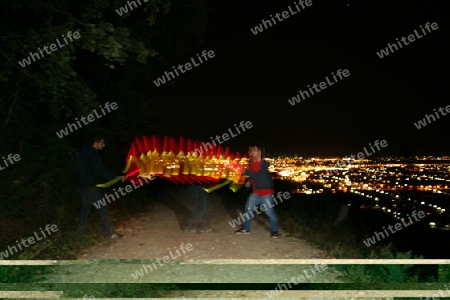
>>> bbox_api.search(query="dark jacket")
[243,159,273,191]
[75,144,116,189]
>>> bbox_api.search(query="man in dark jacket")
[75,136,125,238]
[234,143,279,238]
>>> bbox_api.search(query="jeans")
[187,184,212,229]
[77,187,113,236]
[242,193,278,233]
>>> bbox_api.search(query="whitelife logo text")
[363,210,425,247]
[376,22,438,59]
[250,0,313,35]
[191,121,253,156]
[18,31,81,68]
[287,69,350,106]
[1,224,58,260]
[153,50,215,87]
[56,102,118,139]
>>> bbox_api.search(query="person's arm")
[93,153,117,181]
[98,164,116,181]
[98,169,118,181]
[244,178,251,188]
[243,160,270,182]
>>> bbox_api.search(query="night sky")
[150,0,447,157]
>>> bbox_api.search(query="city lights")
[268,155,450,230]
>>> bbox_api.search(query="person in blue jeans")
[234,143,279,238]
[184,183,212,233]
[74,136,126,239]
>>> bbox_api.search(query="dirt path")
[41,186,344,298]
[78,185,327,260]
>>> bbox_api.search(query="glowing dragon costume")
[97,135,248,193]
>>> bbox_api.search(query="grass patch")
[0,265,53,283]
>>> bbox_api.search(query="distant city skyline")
[267,153,450,238]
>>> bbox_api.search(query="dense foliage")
[0,0,209,254]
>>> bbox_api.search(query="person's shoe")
[200,227,213,233]
[235,229,250,234]
[105,232,123,239]
[271,231,279,238]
